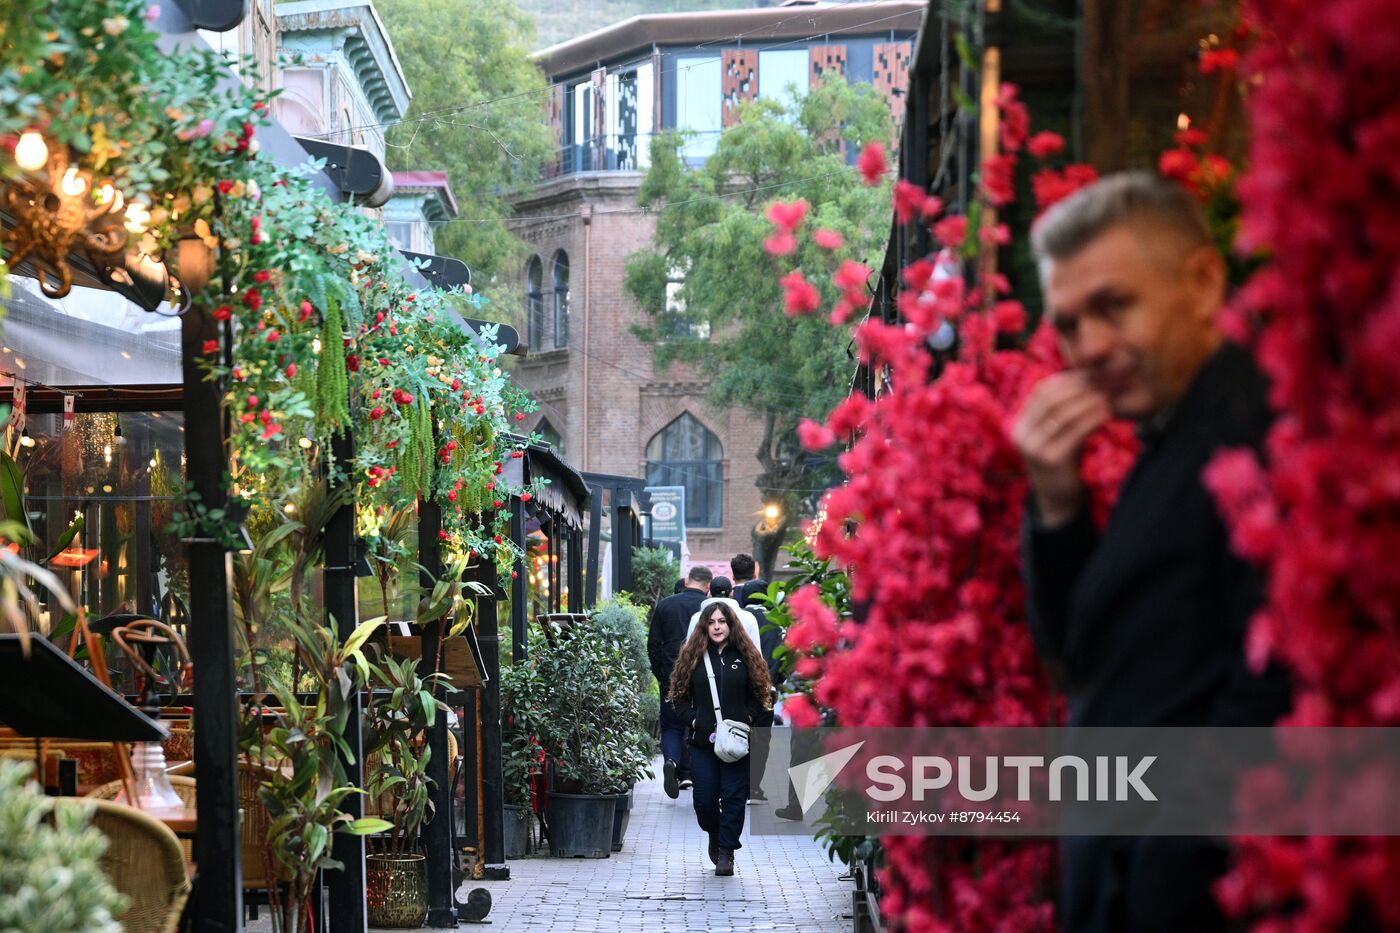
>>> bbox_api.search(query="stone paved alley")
[467,759,851,932]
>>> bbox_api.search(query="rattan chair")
[86,776,197,861]
[164,759,281,892]
[86,798,191,933]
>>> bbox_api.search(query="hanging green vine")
[316,297,350,430]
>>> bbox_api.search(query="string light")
[14,132,48,172]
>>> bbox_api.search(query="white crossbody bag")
[704,651,751,763]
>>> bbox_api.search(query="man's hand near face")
[1012,372,1111,528]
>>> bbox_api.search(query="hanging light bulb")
[18,429,35,448]
[114,421,126,445]
[60,166,88,197]
[14,132,48,172]
[103,444,112,465]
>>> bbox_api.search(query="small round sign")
[653,501,678,522]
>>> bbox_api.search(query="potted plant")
[0,760,126,932]
[585,596,656,851]
[528,618,652,858]
[252,618,391,933]
[363,654,450,928]
[500,660,542,859]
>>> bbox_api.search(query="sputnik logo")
[788,740,865,814]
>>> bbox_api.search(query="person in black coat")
[1014,173,1291,932]
[648,564,711,797]
[668,600,772,876]
[730,552,769,607]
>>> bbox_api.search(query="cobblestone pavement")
[246,758,853,932]
[467,758,853,932]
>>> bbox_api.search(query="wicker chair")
[86,776,197,861]
[86,799,191,933]
[163,760,281,893]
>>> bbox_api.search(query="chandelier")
[1,132,136,299]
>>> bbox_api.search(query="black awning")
[295,137,394,208]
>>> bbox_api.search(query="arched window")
[551,251,570,349]
[525,257,545,349]
[646,413,723,528]
[534,417,563,455]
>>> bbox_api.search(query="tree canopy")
[624,80,893,571]
[379,0,554,285]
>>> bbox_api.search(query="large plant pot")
[503,804,530,859]
[610,789,633,852]
[367,853,427,928]
[545,792,615,858]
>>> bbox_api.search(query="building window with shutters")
[646,412,723,528]
[552,250,570,349]
[526,256,545,350]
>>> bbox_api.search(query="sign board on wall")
[645,485,686,543]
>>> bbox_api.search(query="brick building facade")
[509,2,922,570]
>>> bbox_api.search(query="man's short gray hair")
[1031,171,1212,264]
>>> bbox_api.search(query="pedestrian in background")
[648,564,711,798]
[668,600,772,876]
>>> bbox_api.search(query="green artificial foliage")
[630,546,678,610]
[0,760,126,933]
[587,593,651,692]
[624,81,893,569]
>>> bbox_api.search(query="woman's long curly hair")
[668,600,772,709]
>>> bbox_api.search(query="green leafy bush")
[587,594,651,692]
[630,546,678,609]
[0,760,125,933]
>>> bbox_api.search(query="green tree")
[379,0,554,285]
[624,81,892,578]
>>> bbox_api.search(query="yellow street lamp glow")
[763,503,782,522]
[14,132,48,172]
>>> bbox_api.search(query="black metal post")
[326,429,366,933]
[472,556,508,878]
[614,503,634,595]
[417,498,457,927]
[183,305,244,932]
[584,487,602,610]
[509,499,527,661]
[567,528,583,615]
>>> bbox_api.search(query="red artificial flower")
[1199,48,1240,75]
[933,215,968,249]
[285,364,296,378]
[216,180,235,194]
[893,180,941,225]
[765,198,809,233]
[857,141,887,185]
[515,413,526,421]
[213,305,232,321]
[1027,131,1066,159]
[998,84,1030,153]
[299,300,313,321]
[369,407,384,420]
[243,288,263,311]
[814,228,845,251]
[253,270,271,283]
[797,418,837,451]
[980,154,1017,206]
[1158,147,1200,184]
[265,330,279,343]
[346,355,359,372]
[438,530,449,541]
[1174,127,1209,148]
[779,270,821,317]
[521,492,533,502]
[763,232,797,256]
[993,300,1028,335]
[202,339,219,354]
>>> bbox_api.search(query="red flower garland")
[1206,2,1400,928]
[775,85,1133,930]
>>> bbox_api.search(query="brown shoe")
[707,831,719,866]
[715,847,734,876]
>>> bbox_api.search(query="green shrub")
[0,760,125,933]
[588,594,651,692]
[631,546,678,609]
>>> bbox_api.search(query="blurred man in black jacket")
[1013,173,1291,932]
[648,564,711,798]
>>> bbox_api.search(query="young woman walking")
[668,600,773,876]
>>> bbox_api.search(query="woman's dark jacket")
[679,642,765,750]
